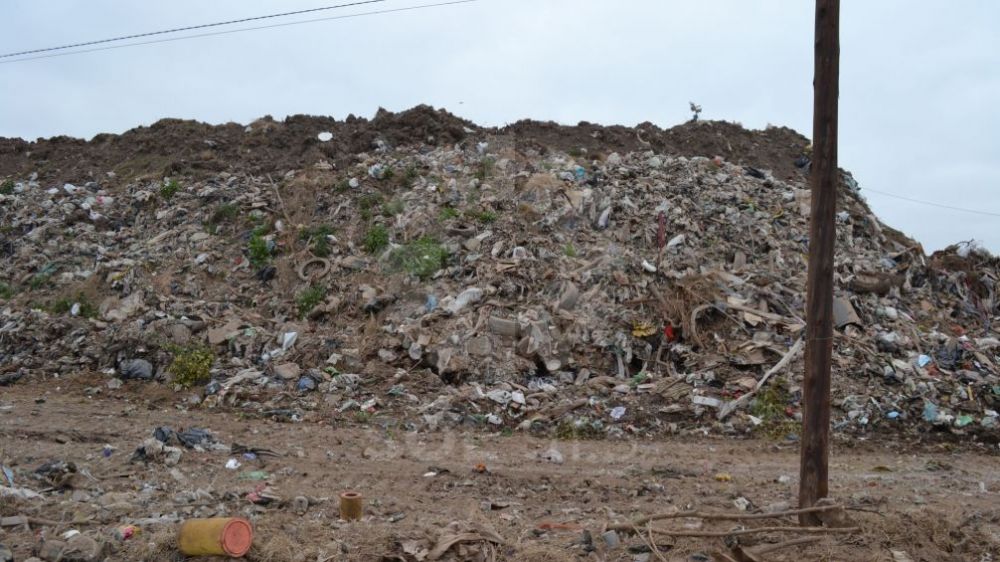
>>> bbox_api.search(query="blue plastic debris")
[296,376,316,392]
[916,354,932,368]
[922,401,939,423]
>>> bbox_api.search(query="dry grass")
[119,526,177,562]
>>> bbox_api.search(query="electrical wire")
[0,0,479,64]
[862,186,1000,218]
[0,0,387,59]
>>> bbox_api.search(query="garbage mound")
[1,106,997,443]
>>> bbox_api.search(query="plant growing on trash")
[29,271,53,291]
[159,179,180,199]
[381,199,405,217]
[296,284,326,318]
[467,209,497,224]
[51,293,98,318]
[439,207,460,221]
[363,224,389,255]
[205,203,239,234]
[358,193,384,221]
[0,179,14,195]
[564,243,577,257]
[389,237,448,280]
[247,226,271,267]
[750,382,800,439]
[169,345,214,388]
[402,164,420,188]
[0,282,14,300]
[555,418,604,440]
[474,158,494,182]
[299,224,335,257]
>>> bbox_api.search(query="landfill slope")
[0,105,998,445]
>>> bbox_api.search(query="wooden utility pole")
[799,0,840,525]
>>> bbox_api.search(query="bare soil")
[2,380,999,561]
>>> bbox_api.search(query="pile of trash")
[1,106,997,442]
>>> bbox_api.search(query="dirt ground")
[2,379,999,562]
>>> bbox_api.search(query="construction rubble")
[1,106,998,444]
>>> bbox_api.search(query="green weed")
[29,272,53,291]
[402,165,419,187]
[564,243,577,257]
[0,179,14,195]
[0,282,14,299]
[474,158,494,182]
[358,193,384,221]
[297,284,327,318]
[211,203,239,223]
[159,179,180,199]
[439,207,460,221]
[248,226,271,267]
[389,237,447,280]
[555,418,604,440]
[750,381,801,439]
[169,345,214,388]
[381,199,404,217]
[467,209,497,224]
[363,224,389,255]
[51,293,97,318]
[299,224,335,257]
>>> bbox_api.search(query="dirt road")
[2,381,999,561]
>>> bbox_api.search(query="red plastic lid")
[221,518,253,557]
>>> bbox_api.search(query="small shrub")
[29,272,52,291]
[474,158,494,182]
[389,237,447,280]
[0,179,14,195]
[402,165,420,187]
[555,418,604,440]
[358,193,384,221]
[211,203,239,223]
[334,179,351,193]
[299,225,335,257]
[247,226,271,267]
[568,147,583,158]
[439,207,460,221]
[0,282,14,299]
[750,382,801,439]
[159,179,180,199]
[564,243,577,257]
[381,199,404,217]
[51,293,97,318]
[297,284,326,318]
[467,209,497,224]
[205,203,239,234]
[363,224,389,255]
[169,345,214,388]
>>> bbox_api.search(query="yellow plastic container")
[178,517,253,557]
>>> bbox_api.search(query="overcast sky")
[1,0,998,252]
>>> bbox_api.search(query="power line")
[0,0,387,59]
[862,186,1000,218]
[0,0,479,64]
